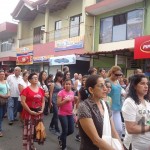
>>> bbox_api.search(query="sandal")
[0,132,3,137]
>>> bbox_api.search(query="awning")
[0,57,16,62]
[80,49,133,59]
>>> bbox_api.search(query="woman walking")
[122,74,150,150]
[21,73,45,150]
[49,71,63,135]
[57,79,78,150]
[0,70,10,137]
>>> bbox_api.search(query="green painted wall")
[94,2,145,51]
[144,0,150,35]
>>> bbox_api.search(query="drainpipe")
[44,7,49,43]
[90,15,96,67]
[115,54,118,66]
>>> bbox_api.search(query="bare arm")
[74,80,78,91]
[57,95,69,107]
[49,83,54,108]
[18,84,24,93]
[125,121,150,134]
[79,118,115,150]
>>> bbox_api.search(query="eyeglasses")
[106,86,112,89]
[31,77,38,80]
[114,74,122,76]
[96,83,106,89]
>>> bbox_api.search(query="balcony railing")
[19,23,87,47]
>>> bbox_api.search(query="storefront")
[134,35,150,76]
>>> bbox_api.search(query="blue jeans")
[59,115,74,149]
[7,97,19,121]
[50,103,60,132]
[0,105,5,131]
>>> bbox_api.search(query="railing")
[19,23,88,47]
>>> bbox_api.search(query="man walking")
[7,67,22,125]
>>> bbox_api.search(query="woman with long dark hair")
[38,71,49,115]
[49,71,63,135]
[122,74,150,150]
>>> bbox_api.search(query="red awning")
[0,57,16,62]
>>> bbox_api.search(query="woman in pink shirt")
[57,79,78,150]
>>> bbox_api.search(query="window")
[113,13,127,42]
[70,14,82,38]
[1,41,12,52]
[55,20,62,39]
[127,9,144,39]
[100,9,144,43]
[100,17,112,43]
[33,25,44,44]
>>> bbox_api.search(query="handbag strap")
[101,100,112,137]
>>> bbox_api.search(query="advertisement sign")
[54,36,84,51]
[134,36,150,59]
[16,46,33,65]
[33,55,53,63]
[49,54,76,66]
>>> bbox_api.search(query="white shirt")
[7,74,22,97]
[18,79,30,101]
[122,97,150,150]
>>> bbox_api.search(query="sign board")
[49,54,76,66]
[33,55,53,63]
[54,36,84,51]
[134,36,150,59]
[16,45,33,65]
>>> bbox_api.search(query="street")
[0,114,80,150]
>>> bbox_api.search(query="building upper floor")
[85,0,150,52]
[11,0,96,51]
[0,22,17,57]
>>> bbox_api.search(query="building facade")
[11,0,97,76]
[85,0,150,77]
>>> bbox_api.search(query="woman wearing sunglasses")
[107,66,123,138]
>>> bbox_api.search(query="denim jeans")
[0,105,5,131]
[59,115,74,149]
[7,97,19,121]
[50,103,60,132]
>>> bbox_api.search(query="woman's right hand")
[30,111,41,116]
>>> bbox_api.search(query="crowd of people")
[0,65,150,150]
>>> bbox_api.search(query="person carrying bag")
[101,100,123,150]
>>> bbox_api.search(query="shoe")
[14,118,19,121]
[49,126,55,131]
[58,136,62,148]
[0,132,3,137]
[75,135,81,142]
[54,131,60,136]
[9,121,13,125]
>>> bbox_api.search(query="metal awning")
[80,49,134,59]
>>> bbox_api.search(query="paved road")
[0,114,80,150]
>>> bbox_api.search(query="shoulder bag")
[101,100,122,150]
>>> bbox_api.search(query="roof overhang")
[80,49,133,59]
[0,22,17,40]
[0,57,16,62]
[11,0,72,21]
[85,0,143,16]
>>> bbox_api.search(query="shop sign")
[54,36,84,51]
[49,54,76,66]
[134,36,150,59]
[16,45,33,65]
[33,55,53,63]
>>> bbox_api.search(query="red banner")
[134,36,150,59]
